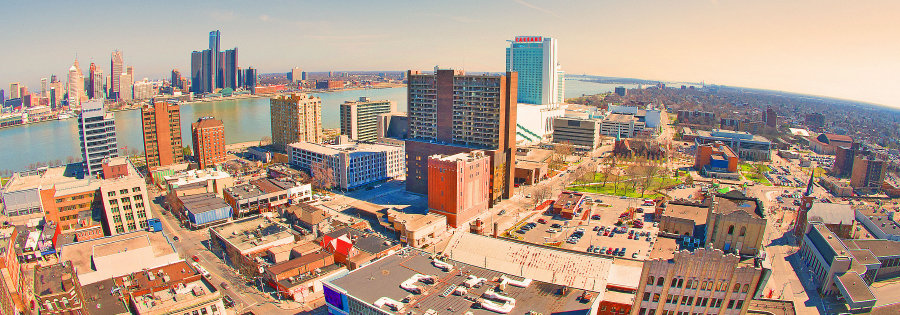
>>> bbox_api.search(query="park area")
[740,163,772,186]
[567,158,686,199]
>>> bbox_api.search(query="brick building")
[191,117,226,169]
[427,151,491,228]
[141,100,184,170]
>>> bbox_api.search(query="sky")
[2,0,899,108]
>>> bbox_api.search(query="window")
[685,280,693,289]
[739,226,746,236]
[742,284,750,293]
[643,293,651,301]
[132,187,141,192]
[736,300,744,309]
[733,283,741,293]
[657,277,665,286]
[648,276,655,285]
[652,293,660,302]
[120,189,128,195]
[727,300,735,309]
[107,191,115,197]
[727,225,734,235]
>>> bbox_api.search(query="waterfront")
[0,79,635,173]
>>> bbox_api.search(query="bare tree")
[550,142,574,170]
[259,136,272,146]
[532,183,553,207]
[600,155,619,187]
[310,161,336,190]
[639,158,662,198]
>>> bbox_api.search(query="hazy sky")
[2,0,898,107]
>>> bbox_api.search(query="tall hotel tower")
[405,68,517,204]
[506,36,566,143]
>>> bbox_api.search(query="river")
[0,79,638,173]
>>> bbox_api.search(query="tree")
[532,183,553,207]
[310,161,336,190]
[639,158,662,198]
[550,142,575,170]
[259,136,271,147]
[600,155,618,187]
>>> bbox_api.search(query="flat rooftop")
[288,140,402,156]
[326,227,396,255]
[443,233,612,292]
[81,278,130,315]
[863,216,900,236]
[649,237,679,260]
[210,216,295,253]
[34,262,78,296]
[603,113,637,123]
[328,248,599,315]
[807,203,854,226]
[224,183,265,200]
[715,193,762,219]
[59,230,181,285]
[663,203,709,223]
[180,193,230,215]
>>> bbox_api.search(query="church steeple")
[804,167,815,197]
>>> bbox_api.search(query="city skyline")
[1,1,898,108]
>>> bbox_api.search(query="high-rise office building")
[223,48,238,90]
[191,117,226,169]
[339,97,395,142]
[209,30,220,89]
[405,68,517,203]
[91,69,104,99]
[78,99,118,177]
[119,72,133,101]
[67,59,84,106]
[110,50,124,100]
[506,36,566,143]
[0,89,4,104]
[506,36,563,105]
[87,62,96,98]
[133,80,153,100]
[8,83,20,99]
[190,31,240,93]
[171,69,182,90]
[141,99,184,169]
[290,67,302,82]
[243,67,257,93]
[40,77,49,98]
[270,93,322,150]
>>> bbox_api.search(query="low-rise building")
[34,261,85,314]
[223,178,300,218]
[263,250,344,303]
[551,191,586,220]
[798,222,900,312]
[59,230,182,285]
[820,176,853,197]
[385,209,448,248]
[121,261,225,315]
[658,200,709,238]
[552,116,601,149]
[163,169,234,196]
[632,247,770,315]
[321,227,401,270]
[855,209,900,242]
[514,147,552,185]
[171,193,233,229]
[685,129,772,161]
[288,137,405,190]
[280,202,331,236]
[323,247,603,315]
[600,113,647,139]
[209,216,297,276]
[798,203,855,239]
[694,142,739,179]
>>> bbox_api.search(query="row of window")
[647,276,750,293]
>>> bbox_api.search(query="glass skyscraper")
[505,36,564,105]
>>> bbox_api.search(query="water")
[0,79,624,173]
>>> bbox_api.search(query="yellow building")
[705,191,767,256]
[270,93,322,150]
[632,247,770,315]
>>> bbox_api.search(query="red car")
[192,255,200,262]
[538,218,547,224]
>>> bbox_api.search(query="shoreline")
[0,84,407,131]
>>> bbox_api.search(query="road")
[148,187,313,314]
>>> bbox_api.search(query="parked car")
[538,218,547,224]
[192,255,200,262]
[222,295,235,308]
[551,223,562,229]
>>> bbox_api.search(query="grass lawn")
[569,176,681,199]
[739,164,772,186]
[0,178,6,186]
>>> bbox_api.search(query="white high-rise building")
[67,59,84,107]
[78,99,118,177]
[506,36,566,143]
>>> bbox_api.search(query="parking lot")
[508,193,659,260]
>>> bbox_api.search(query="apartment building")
[141,100,184,169]
[288,136,404,190]
[405,68,517,204]
[339,97,395,142]
[191,117,226,169]
[270,93,322,149]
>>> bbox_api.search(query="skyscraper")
[119,72,133,101]
[270,93,322,149]
[290,67,303,82]
[110,50,124,100]
[506,36,563,105]
[243,67,257,93]
[171,69,182,90]
[223,48,238,89]
[91,69,104,99]
[78,99,118,177]
[405,68,517,203]
[190,51,204,93]
[506,36,566,143]
[340,97,396,142]
[141,99,184,169]
[67,59,84,106]
[191,117,226,169]
[87,62,96,98]
[208,30,220,90]
[9,82,20,99]
[40,78,49,98]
